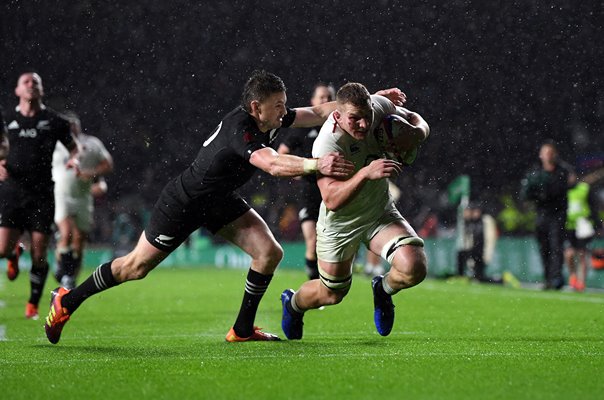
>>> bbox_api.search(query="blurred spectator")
[521,141,574,290]
[564,173,603,291]
[456,201,501,283]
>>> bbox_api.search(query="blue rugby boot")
[372,275,395,336]
[281,289,304,340]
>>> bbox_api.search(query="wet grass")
[1,267,603,399]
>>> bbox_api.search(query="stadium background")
[1,1,602,282]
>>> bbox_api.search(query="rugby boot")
[372,275,395,336]
[25,302,39,320]
[44,287,71,344]
[569,274,578,290]
[225,326,280,342]
[281,289,304,340]
[7,242,25,281]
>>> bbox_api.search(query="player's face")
[310,86,333,106]
[335,101,374,140]
[256,91,287,132]
[15,73,44,101]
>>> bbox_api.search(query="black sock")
[62,251,76,276]
[61,261,119,314]
[305,258,319,280]
[233,269,273,338]
[29,262,49,305]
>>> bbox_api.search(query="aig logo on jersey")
[19,128,39,138]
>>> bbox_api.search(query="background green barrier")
[7,236,603,289]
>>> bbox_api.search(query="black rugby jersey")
[5,106,73,190]
[279,126,320,184]
[176,106,296,199]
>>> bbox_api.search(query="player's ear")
[333,110,341,121]
[250,100,260,115]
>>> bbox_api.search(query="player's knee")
[392,247,427,287]
[117,255,153,281]
[318,268,352,305]
[322,286,350,305]
[256,242,283,269]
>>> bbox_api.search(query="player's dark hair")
[241,70,286,112]
[336,82,371,108]
[17,71,42,83]
[312,82,336,101]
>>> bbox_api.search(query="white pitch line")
[0,325,7,341]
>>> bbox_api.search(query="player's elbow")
[323,197,343,212]
[412,125,429,145]
[250,150,284,177]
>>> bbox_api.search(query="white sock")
[290,291,304,314]
[381,273,400,295]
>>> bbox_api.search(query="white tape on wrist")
[303,158,318,174]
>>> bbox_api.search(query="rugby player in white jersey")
[52,113,113,289]
[43,70,406,344]
[281,82,430,339]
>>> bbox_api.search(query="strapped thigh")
[318,265,352,291]
[380,235,425,264]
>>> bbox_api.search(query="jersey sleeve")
[90,136,112,162]
[282,107,297,128]
[231,126,267,161]
[312,120,342,158]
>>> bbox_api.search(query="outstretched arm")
[291,87,408,128]
[249,147,354,178]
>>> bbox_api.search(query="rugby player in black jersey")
[44,70,405,343]
[0,72,78,319]
[277,83,336,280]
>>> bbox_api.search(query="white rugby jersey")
[312,95,397,232]
[52,133,111,198]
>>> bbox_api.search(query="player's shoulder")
[44,106,68,121]
[220,106,259,134]
[315,115,345,146]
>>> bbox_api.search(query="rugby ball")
[373,114,419,166]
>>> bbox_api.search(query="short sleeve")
[312,121,342,159]
[281,108,297,128]
[231,126,267,161]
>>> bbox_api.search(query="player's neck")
[18,99,43,117]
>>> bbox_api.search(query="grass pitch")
[1,267,603,399]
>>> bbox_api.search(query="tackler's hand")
[317,152,354,178]
[374,88,407,106]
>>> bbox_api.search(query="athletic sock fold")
[61,261,119,314]
[233,269,273,338]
